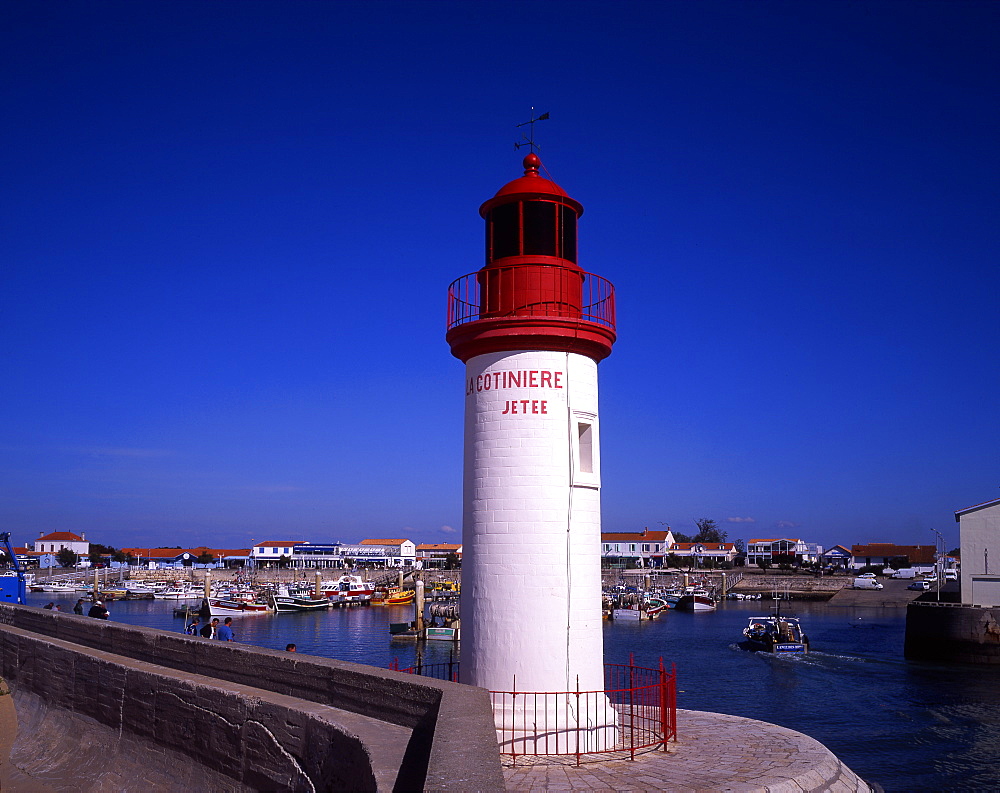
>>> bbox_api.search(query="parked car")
[944,570,958,581]
[853,577,884,590]
[857,572,877,579]
[908,580,932,591]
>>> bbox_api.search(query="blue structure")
[0,532,27,604]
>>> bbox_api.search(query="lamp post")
[931,528,944,602]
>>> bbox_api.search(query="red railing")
[447,266,616,331]
[389,654,676,764]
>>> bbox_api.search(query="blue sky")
[3,1,997,553]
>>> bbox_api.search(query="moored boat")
[322,575,375,604]
[386,590,414,605]
[270,588,331,613]
[675,586,716,612]
[207,597,273,617]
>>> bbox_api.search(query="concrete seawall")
[904,600,1000,664]
[0,604,504,791]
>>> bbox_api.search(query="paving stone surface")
[502,709,875,792]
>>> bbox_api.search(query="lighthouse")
[446,152,617,751]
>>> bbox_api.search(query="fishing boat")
[207,597,273,617]
[386,590,414,605]
[675,586,716,612]
[269,587,331,613]
[742,614,809,654]
[611,596,667,620]
[322,575,375,604]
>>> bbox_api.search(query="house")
[250,541,309,567]
[600,529,675,568]
[336,539,416,568]
[32,531,90,558]
[122,547,251,569]
[668,542,738,566]
[850,543,938,572]
[820,544,854,569]
[415,543,462,568]
[955,496,1000,607]
[746,538,821,566]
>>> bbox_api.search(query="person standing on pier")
[216,617,233,641]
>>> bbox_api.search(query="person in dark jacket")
[88,601,109,619]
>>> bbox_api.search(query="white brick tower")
[446,153,617,751]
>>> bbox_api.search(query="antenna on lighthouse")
[514,108,549,152]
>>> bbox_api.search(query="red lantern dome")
[446,154,616,363]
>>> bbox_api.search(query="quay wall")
[0,604,503,791]
[904,600,1000,664]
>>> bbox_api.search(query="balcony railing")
[389,654,676,765]
[447,266,615,331]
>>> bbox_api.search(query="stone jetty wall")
[0,603,503,791]
[904,600,1000,664]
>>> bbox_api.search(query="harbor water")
[24,592,1000,791]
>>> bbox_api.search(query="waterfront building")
[415,543,462,568]
[250,541,308,566]
[746,537,821,566]
[668,541,738,566]
[601,529,675,567]
[955,496,1000,606]
[123,547,251,569]
[820,544,853,569]
[446,151,617,751]
[850,543,939,571]
[32,531,89,557]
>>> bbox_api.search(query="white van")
[853,577,884,590]
[944,570,958,581]
[891,569,917,579]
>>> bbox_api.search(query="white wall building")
[32,531,89,558]
[956,497,1000,607]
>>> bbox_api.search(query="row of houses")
[10,533,463,570]
[599,529,956,572]
[14,529,958,574]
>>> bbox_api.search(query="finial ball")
[523,153,541,174]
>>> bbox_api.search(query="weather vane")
[515,108,549,153]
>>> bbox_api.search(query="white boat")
[39,582,77,593]
[153,586,201,600]
[207,598,273,617]
[322,575,375,603]
[269,587,331,613]
[675,586,716,612]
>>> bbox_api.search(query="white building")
[601,529,675,567]
[956,497,1000,607]
[32,531,89,558]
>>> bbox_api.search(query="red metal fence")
[447,267,616,331]
[389,654,676,764]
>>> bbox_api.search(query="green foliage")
[672,532,693,544]
[56,548,78,568]
[947,547,960,557]
[757,559,771,571]
[443,553,460,570]
[197,551,216,565]
[693,518,727,544]
[276,554,290,569]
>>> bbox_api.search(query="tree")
[693,519,727,544]
[56,548,78,568]
[197,551,215,565]
[443,553,461,570]
[757,558,771,572]
[672,532,693,544]
[277,554,290,569]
